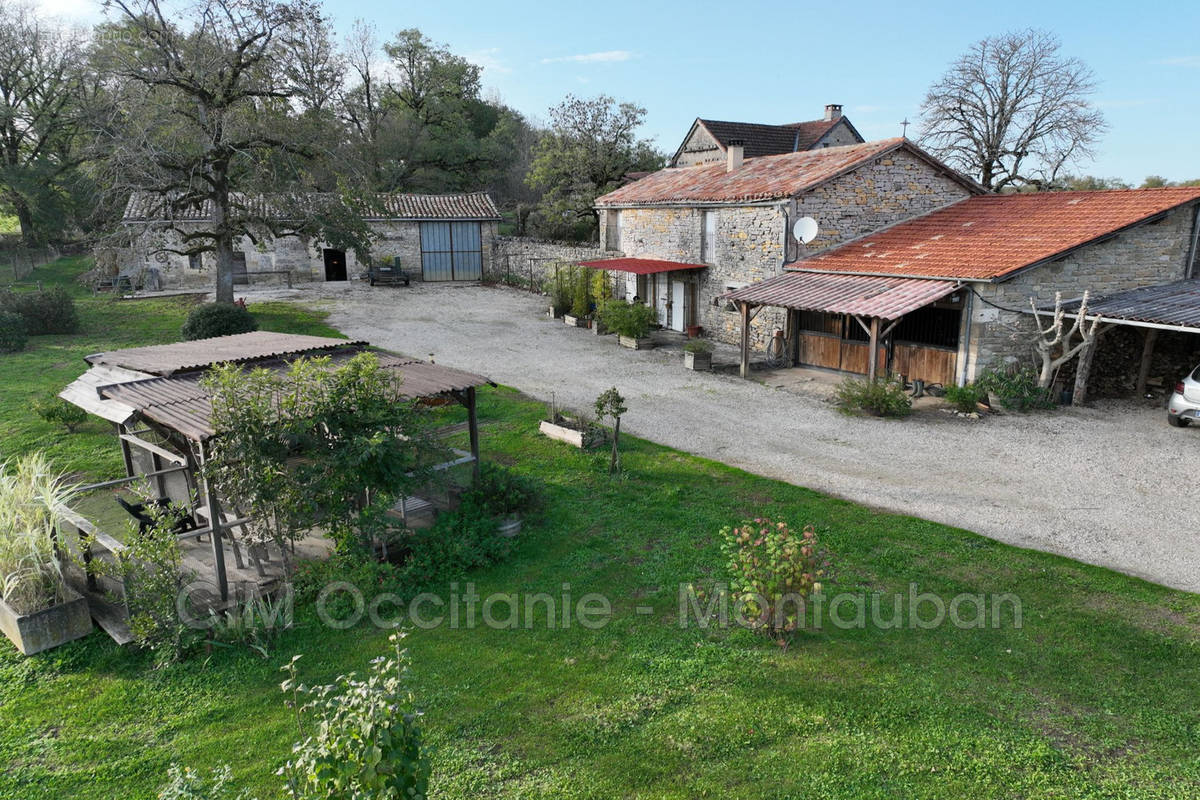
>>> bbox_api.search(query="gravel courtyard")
[248,280,1200,592]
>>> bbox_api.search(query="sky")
[38,0,1200,183]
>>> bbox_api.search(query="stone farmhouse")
[591,137,1200,392]
[121,192,501,288]
[670,104,863,167]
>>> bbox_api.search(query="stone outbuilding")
[120,192,501,289]
[669,104,864,167]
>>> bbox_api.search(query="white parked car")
[1167,364,1200,427]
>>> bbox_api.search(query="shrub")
[976,364,1054,412]
[721,518,828,639]
[544,270,573,315]
[944,382,987,414]
[683,338,713,354]
[0,287,78,335]
[834,375,912,418]
[181,302,258,340]
[33,395,88,432]
[570,267,591,317]
[0,310,26,353]
[398,499,513,590]
[464,463,541,517]
[598,299,655,339]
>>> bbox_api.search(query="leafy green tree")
[1055,175,1131,191]
[94,0,373,303]
[0,3,95,243]
[594,387,627,474]
[526,94,663,241]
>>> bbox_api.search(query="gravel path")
[247,280,1200,592]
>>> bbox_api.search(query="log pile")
[1061,327,1200,400]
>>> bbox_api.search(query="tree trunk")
[610,417,620,474]
[14,197,36,246]
[212,180,235,304]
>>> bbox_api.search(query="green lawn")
[1,260,1199,799]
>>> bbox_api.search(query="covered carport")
[1057,279,1200,402]
[722,271,963,381]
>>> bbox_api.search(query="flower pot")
[563,314,589,328]
[539,419,586,448]
[497,515,522,538]
[619,335,654,350]
[686,324,703,338]
[0,588,93,656]
[548,305,563,319]
[684,351,712,371]
[591,320,609,336]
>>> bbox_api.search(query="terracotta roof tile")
[796,188,1200,281]
[597,139,975,207]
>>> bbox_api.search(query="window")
[419,222,482,281]
[188,252,202,270]
[605,210,621,251]
[701,210,716,262]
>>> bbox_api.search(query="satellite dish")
[793,216,819,245]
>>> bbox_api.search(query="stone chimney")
[824,103,843,122]
[726,139,744,172]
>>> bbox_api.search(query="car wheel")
[1167,414,1190,428]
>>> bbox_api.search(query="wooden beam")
[466,386,481,483]
[1135,328,1159,397]
[739,301,752,379]
[118,433,186,466]
[867,317,881,381]
[197,443,228,602]
[116,424,135,478]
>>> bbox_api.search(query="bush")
[0,453,75,615]
[33,395,88,432]
[944,382,987,414]
[544,272,572,316]
[570,267,591,317]
[0,310,26,353]
[0,287,78,335]
[684,338,713,354]
[464,463,541,517]
[398,499,513,590]
[720,518,828,639]
[181,302,258,341]
[598,299,655,339]
[834,375,912,418]
[976,364,1054,412]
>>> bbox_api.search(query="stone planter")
[619,335,655,350]
[0,588,93,656]
[539,419,587,448]
[591,320,610,336]
[563,314,590,328]
[684,351,712,371]
[548,305,563,319]
[497,515,523,538]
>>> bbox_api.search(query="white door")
[654,273,669,326]
[670,279,685,331]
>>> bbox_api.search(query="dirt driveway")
[249,280,1200,592]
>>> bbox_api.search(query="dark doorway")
[231,251,248,285]
[323,248,347,281]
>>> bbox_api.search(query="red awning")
[722,271,960,320]
[578,257,708,275]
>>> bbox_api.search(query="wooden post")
[117,425,135,479]
[739,301,751,379]
[1135,328,1158,397]
[1072,331,1100,406]
[867,317,881,381]
[197,444,228,602]
[466,386,481,483]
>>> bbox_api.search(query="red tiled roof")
[123,191,501,222]
[723,272,959,320]
[597,139,973,207]
[579,257,707,275]
[796,188,1200,281]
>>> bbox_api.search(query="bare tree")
[919,29,1106,191]
[1030,291,1102,389]
[95,0,368,303]
[0,3,92,243]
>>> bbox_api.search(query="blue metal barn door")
[420,222,454,281]
[451,222,482,281]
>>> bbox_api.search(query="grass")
[1,259,1199,798]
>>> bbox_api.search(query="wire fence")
[0,245,61,282]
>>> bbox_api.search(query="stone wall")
[965,202,1199,378]
[487,236,611,291]
[672,125,721,167]
[125,219,499,288]
[814,119,861,148]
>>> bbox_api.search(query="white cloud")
[465,47,511,76]
[33,0,102,24]
[541,50,634,65]
[1155,56,1200,68]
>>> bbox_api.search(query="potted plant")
[563,267,592,327]
[544,273,571,319]
[686,324,703,339]
[683,339,713,370]
[468,464,541,537]
[599,300,656,350]
[538,398,607,449]
[0,454,92,655]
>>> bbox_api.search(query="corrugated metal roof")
[798,187,1200,281]
[578,257,708,275]
[596,138,980,207]
[723,271,959,320]
[87,332,366,376]
[98,350,493,442]
[57,364,150,425]
[122,191,501,222]
[1058,280,1200,331]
